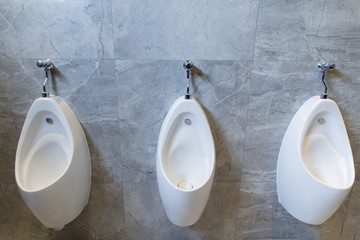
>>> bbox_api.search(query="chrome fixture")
[317,61,335,99]
[183,60,193,99]
[36,59,54,97]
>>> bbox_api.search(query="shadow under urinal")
[277,95,355,225]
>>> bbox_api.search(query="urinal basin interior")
[164,113,212,191]
[301,111,353,189]
[19,133,70,191]
[165,139,209,191]
[16,109,72,192]
[303,134,349,189]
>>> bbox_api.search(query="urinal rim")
[157,96,215,193]
[15,96,77,193]
[297,96,355,190]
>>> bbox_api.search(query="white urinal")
[277,96,355,225]
[15,96,91,229]
[157,96,215,226]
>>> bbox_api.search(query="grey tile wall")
[112,0,259,60]
[0,0,360,239]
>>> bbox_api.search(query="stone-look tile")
[193,61,252,181]
[0,183,33,240]
[0,58,120,124]
[0,0,114,59]
[124,182,239,240]
[241,146,279,182]
[239,181,349,239]
[0,92,18,184]
[307,0,360,62]
[112,0,259,60]
[236,183,350,239]
[73,183,125,240]
[255,0,360,61]
[0,132,17,184]
[318,195,352,240]
[246,61,316,148]
[115,60,185,182]
[193,61,251,143]
[123,182,174,240]
[193,182,240,240]
[340,180,360,239]
[0,58,42,185]
[0,58,44,121]
[63,60,119,124]
[84,121,122,184]
[0,183,125,240]
[255,0,318,61]
[236,181,323,239]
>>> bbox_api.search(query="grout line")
[251,0,261,61]
[122,182,127,240]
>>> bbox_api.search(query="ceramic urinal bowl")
[277,96,355,225]
[157,97,215,226]
[15,96,91,229]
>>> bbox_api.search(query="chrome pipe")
[317,61,335,99]
[37,59,54,98]
[183,60,193,99]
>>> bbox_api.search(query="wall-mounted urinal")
[15,60,91,229]
[277,62,355,225]
[157,61,215,226]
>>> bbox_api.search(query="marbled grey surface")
[0,0,114,59]
[255,0,360,61]
[112,0,259,60]
[1,0,360,239]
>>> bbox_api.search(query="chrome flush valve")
[317,61,335,72]
[37,59,54,97]
[183,60,193,99]
[317,61,335,99]
[37,59,54,70]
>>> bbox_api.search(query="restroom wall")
[1,0,360,239]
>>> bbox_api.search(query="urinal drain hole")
[45,117,54,124]
[184,119,192,125]
[318,118,326,124]
[177,180,193,190]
